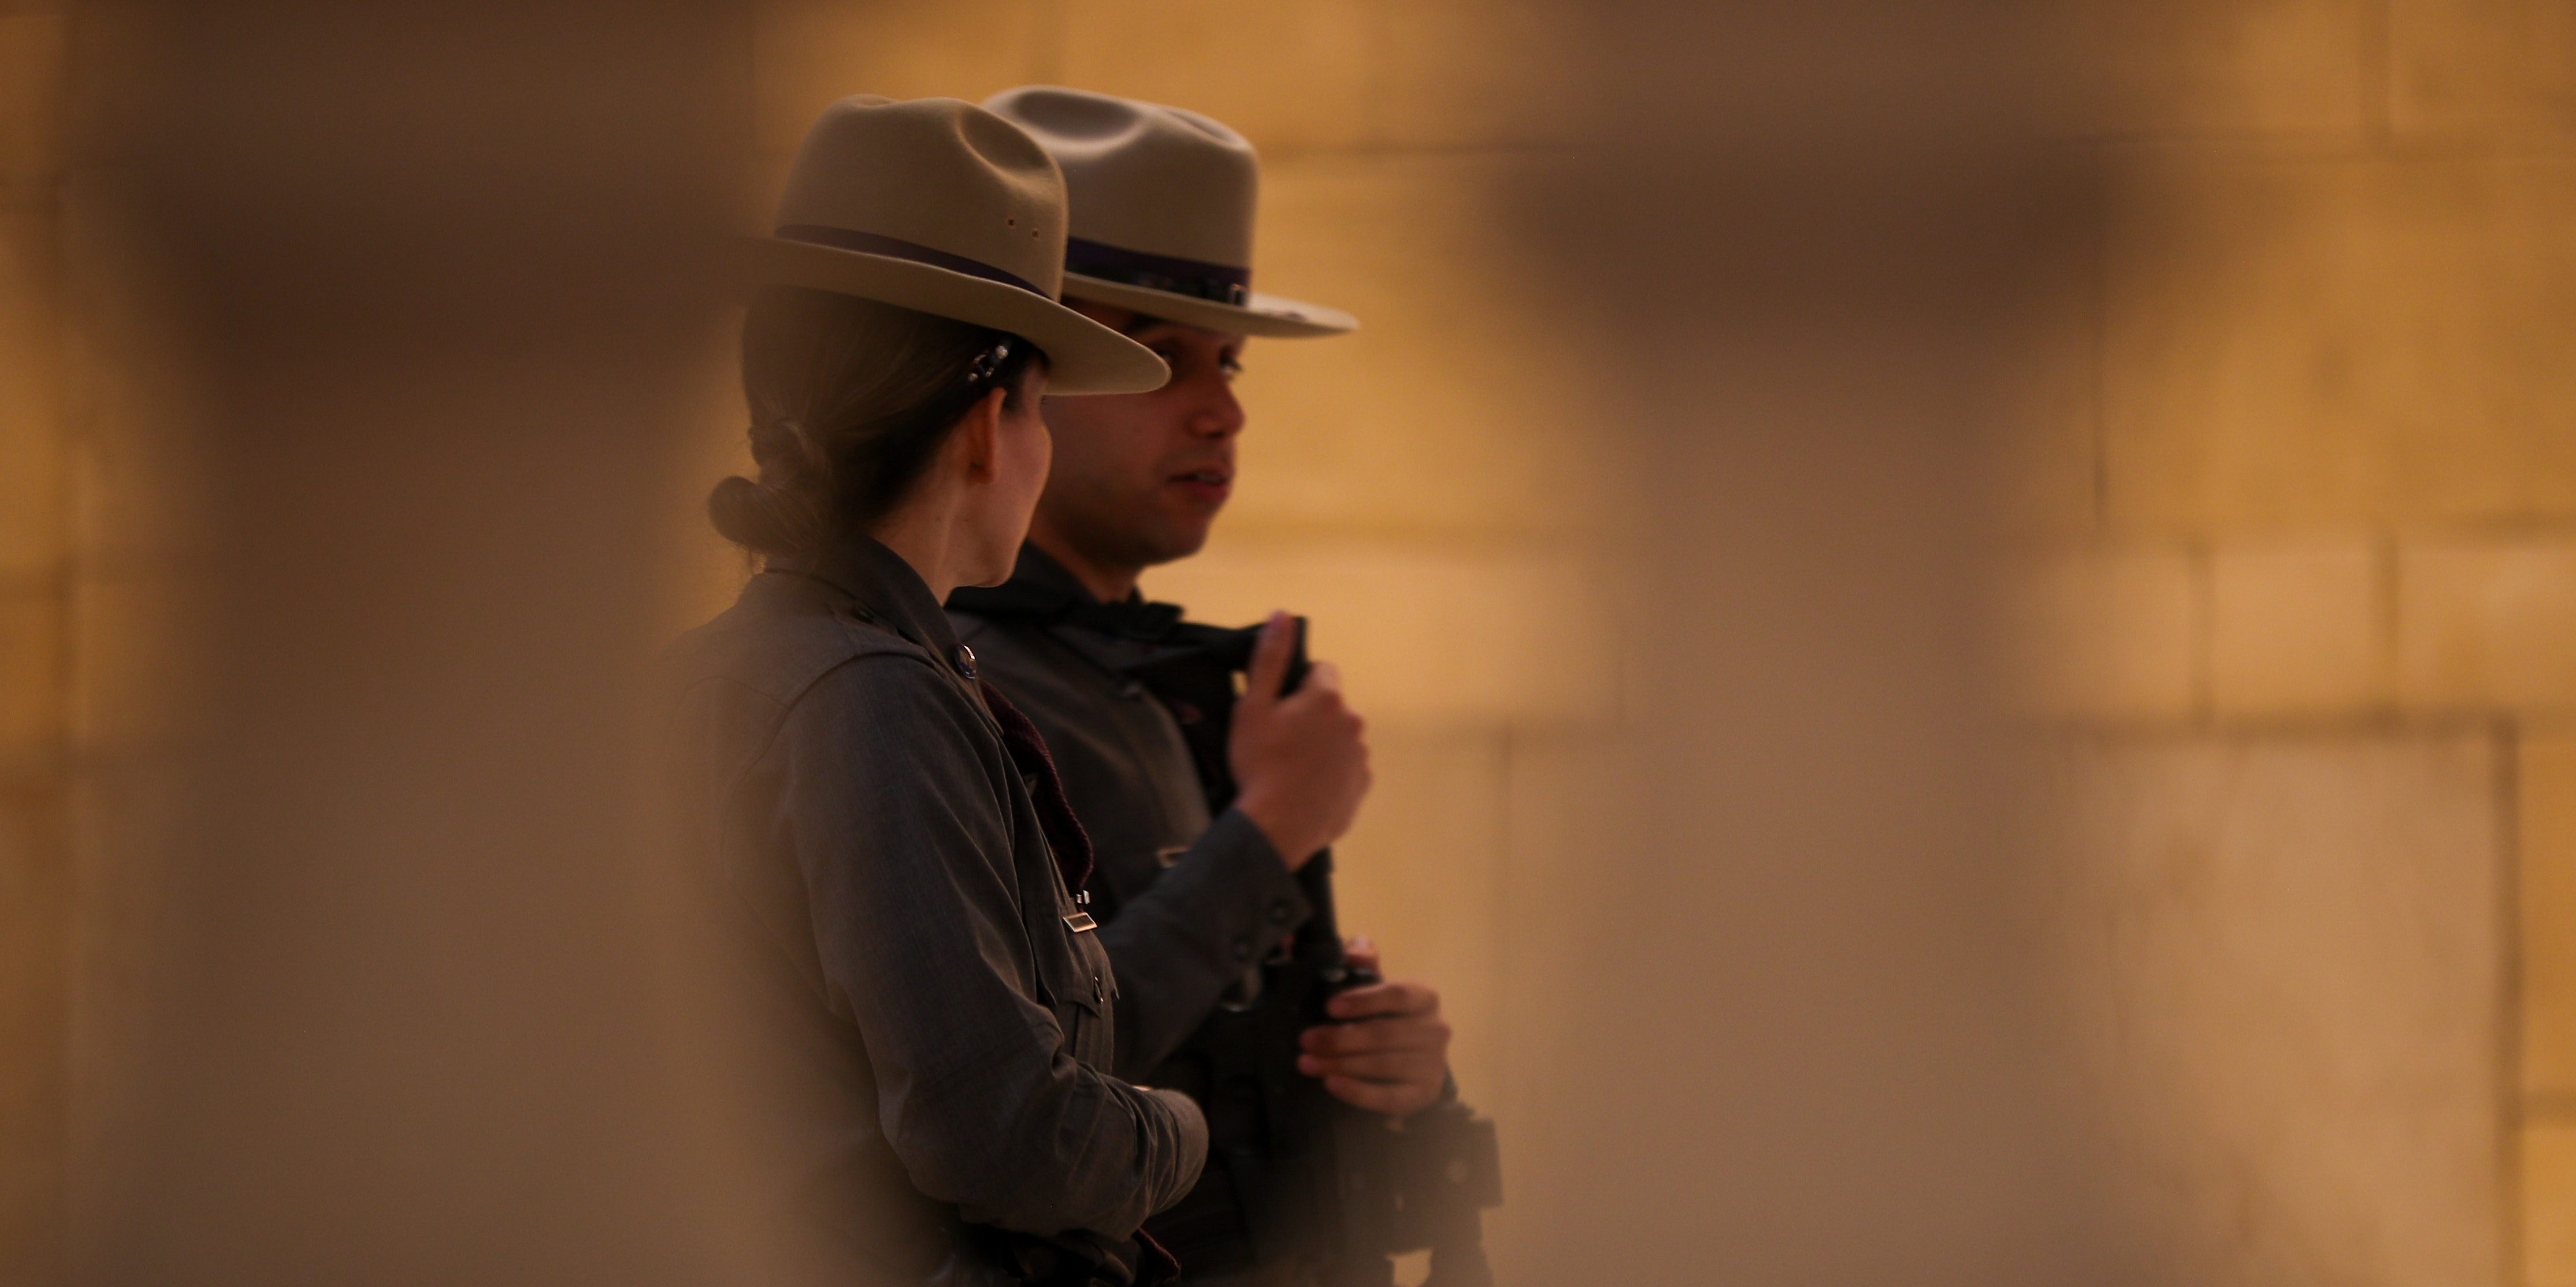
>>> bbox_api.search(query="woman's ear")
[955,386,1008,484]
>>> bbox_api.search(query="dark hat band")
[774,224,1049,299]
[1065,237,1251,306]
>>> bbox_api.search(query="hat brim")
[752,238,1171,395]
[1061,273,1358,340]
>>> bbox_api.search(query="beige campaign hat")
[754,96,1170,395]
[984,86,1357,340]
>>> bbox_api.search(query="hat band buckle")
[1066,237,1251,306]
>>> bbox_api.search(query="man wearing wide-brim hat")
[948,87,1494,1287]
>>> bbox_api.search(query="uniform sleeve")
[1096,807,1313,1078]
[776,657,1207,1237]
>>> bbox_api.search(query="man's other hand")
[1298,938,1450,1117]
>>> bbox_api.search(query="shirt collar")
[948,542,1197,649]
[770,531,970,667]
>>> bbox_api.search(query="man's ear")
[956,386,1007,484]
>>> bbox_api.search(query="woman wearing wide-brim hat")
[669,96,1201,1286]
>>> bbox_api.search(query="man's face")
[1035,303,1248,573]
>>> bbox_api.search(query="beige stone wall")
[2015,3,2576,1283]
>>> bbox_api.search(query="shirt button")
[1230,935,1254,963]
[1092,974,1105,1004]
[1265,900,1293,926]
[952,643,978,678]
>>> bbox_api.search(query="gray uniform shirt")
[948,547,1313,1081]
[669,534,1205,1281]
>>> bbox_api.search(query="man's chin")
[1055,509,1218,578]
[1135,523,1215,570]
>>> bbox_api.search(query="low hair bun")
[706,466,821,559]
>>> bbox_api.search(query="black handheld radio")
[1123,619,1501,1287]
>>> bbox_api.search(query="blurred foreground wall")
[5,2,765,1284]
[0,1,2569,1286]
[3,2,83,1278]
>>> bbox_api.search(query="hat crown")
[985,86,1258,270]
[774,96,1067,297]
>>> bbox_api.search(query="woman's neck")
[868,497,968,603]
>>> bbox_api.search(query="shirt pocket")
[1031,890,1116,1068]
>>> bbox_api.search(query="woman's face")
[959,365,1053,586]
